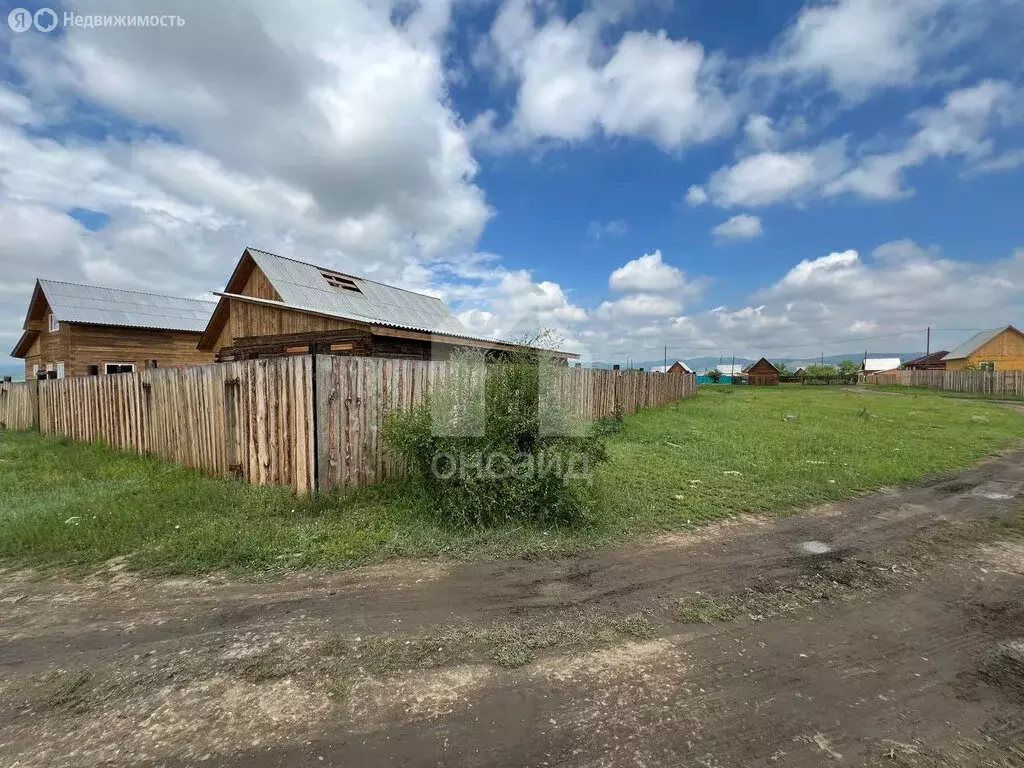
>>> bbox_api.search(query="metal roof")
[715,364,747,376]
[650,361,694,374]
[942,327,1012,361]
[246,247,478,340]
[39,279,216,332]
[862,357,902,372]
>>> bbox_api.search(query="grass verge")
[865,384,1024,403]
[1,386,1023,574]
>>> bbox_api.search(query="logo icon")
[8,8,32,32]
[34,7,58,32]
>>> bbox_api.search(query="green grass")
[2,386,1023,575]
[866,384,1024,402]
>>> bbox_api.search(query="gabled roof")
[942,326,1023,361]
[244,248,472,338]
[36,279,215,331]
[201,248,578,357]
[863,357,902,372]
[650,361,694,374]
[11,279,217,357]
[743,357,779,374]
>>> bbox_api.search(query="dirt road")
[2,453,1024,767]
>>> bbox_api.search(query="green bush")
[383,349,608,529]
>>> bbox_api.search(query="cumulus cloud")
[712,214,764,241]
[684,185,709,206]
[475,0,737,150]
[608,250,686,293]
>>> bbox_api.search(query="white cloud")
[764,0,988,99]
[608,250,686,293]
[712,214,764,241]
[586,219,628,239]
[598,293,683,319]
[828,79,1021,199]
[684,184,709,206]
[695,80,1022,207]
[704,141,849,207]
[476,1,737,150]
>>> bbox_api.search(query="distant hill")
[585,352,926,372]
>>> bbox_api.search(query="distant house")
[903,351,949,370]
[716,363,747,379]
[649,361,693,374]
[941,326,1024,371]
[10,279,216,380]
[198,247,578,363]
[862,357,902,374]
[744,357,780,386]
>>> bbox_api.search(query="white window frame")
[104,362,136,375]
[32,364,39,377]
[980,360,996,372]
[49,314,60,332]
[55,362,65,379]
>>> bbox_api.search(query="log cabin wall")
[63,325,213,376]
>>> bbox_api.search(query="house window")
[49,314,60,332]
[147,360,159,369]
[980,361,996,372]
[56,362,65,379]
[87,365,99,376]
[32,364,39,377]
[105,363,135,374]
[320,269,362,293]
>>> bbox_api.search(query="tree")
[773,361,791,376]
[707,368,723,383]
[837,360,860,376]
[804,363,838,378]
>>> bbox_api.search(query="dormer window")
[49,313,60,332]
[320,269,361,293]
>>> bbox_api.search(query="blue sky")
[2,0,1024,366]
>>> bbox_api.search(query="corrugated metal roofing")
[39,279,216,332]
[246,247,477,339]
[715,364,747,376]
[942,327,1009,361]
[863,357,902,372]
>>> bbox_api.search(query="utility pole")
[820,351,824,366]
[731,354,736,379]
[926,326,931,357]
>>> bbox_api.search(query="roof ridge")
[246,246,447,304]
[38,278,217,305]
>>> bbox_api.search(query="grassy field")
[2,385,1023,575]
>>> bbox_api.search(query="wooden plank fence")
[315,358,698,490]
[864,369,1024,397]
[1,356,696,494]
[32,357,315,494]
[0,380,38,430]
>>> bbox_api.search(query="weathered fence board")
[864,369,1024,397]
[3,357,696,493]
[0,381,37,430]
[316,358,697,491]
[34,357,315,494]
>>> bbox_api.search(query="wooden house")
[744,357,780,386]
[902,351,949,370]
[198,248,578,363]
[10,279,216,379]
[650,361,693,374]
[942,326,1024,371]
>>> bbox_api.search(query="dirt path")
[2,453,1024,767]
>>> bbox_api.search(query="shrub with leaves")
[383,342,608,529]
